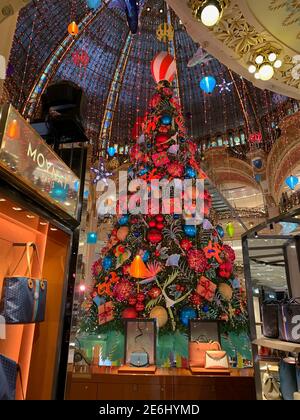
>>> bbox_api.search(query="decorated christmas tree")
[82,80,248,337]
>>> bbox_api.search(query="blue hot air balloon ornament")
[285,175,299,191]
[200,76,217,94]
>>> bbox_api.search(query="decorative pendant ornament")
[226,222,235,238]
[151,52,176,84]
[217,79,233,93]
[156,23,174,42]
[183,225,197,237]
[179,307,197,327]
[108,146,116,157]
[160,114,172,125]
[200,76,216,94]
[188,249,207,273]
[68,21,79,36]
[285,175,299,190]
[91,159,112,185]
[129,255,148,279]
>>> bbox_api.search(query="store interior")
[0,0,300,401]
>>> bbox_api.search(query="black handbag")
[0,243,47,324]
[261,301,280,339]
[0,354,18,400]
[278,298,300,343]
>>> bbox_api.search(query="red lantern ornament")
[147,229,163,244]
[122,307,138,319]
[180,239,193,251]
[148,287,162,299]
[128,296,137,306]
[151,52,177,84]
[136,302,145,312]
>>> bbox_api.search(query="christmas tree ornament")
[223,244,236,263]
[87,0,101,10]
[102,256,113,271]
[147,229,163,244]
[128,296,137,306]
[113,279,132,302]
[216,225,224,238]
[160,115,172,126]
[122,307,138,319]
[180,239,193,251]
[150,306,168,327]
[148,287,162,299]
[117,226,129,241]
[118,215,129,226]
[166,254,181,267]
[167,162,184,177]
[185,166,197,178]
[196,277,217,302]
[98,301,114,325]
[87,232,98,244]
[136,302,145,312]
[108,146,116,157]
[219,261,233,279]
[137,292,146,302]
[129,256,148,279]
[226,222,235,238]
[156,22,174,42]
[190,292,202,307]
[218,283,233,301]
[188,249,207,273]
[183,225,197,237]
[179,307,197,327]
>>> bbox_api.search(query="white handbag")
[205,351,229,369]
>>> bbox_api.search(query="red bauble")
[181,239,193,251]
[167,162,184,178]
[219,262,233,279]
[156,134,169,145]
[156,222,164,230]
[122,307,138,319]
[187,249,208,273]
[128,297,137,306]
[136,302,145,312]
[149,220,156,228]
[147,229,163,244]
[156,215,164,222]
[137,293,145,302]
[148,287,162,299]
[113,280,132,302]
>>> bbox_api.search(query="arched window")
[234,135,241,145]
[228,132,234,147]
[217,136,223,147]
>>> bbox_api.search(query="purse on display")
[129,352,149,368]
[262,370,282,400]
[279,358,298,400]
[205,350,229,370]
[189,341,221,368]
[0,354,18,400]
[261,301,280,339]
[0,243,47,324]
[278,298,300,343]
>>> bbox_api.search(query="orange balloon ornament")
[68,21,79,36]
[7,119,20,139]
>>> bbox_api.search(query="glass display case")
[242,209,300,400]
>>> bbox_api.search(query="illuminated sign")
[0,104,79,218]
[249,132,262,144]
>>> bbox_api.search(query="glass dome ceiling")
[5,0,284,151]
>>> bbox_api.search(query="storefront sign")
[0,105,80,218]
[249,132,262,144]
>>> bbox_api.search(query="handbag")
[0,243,47,324]
[0,354,18,400]
[130,352,149,368]
[261,301,280,338]
[278,298,300,343]
[205,350,229,370]
[279,358,298,400]
[262,370,282,400]
[189,341,221,368]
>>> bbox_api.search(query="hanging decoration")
[68,21,79,36]
[226,222,235,238]
[87,0,102,10]
[156,23,174,43]
[6,119,20,139]
[110,0,139,34]
[87,232,98,244]
[91,158,112,185]
[151,52,176,84]
[108,146,116,157]
[285,175,299,191]
[200,76,217,94]
[217,79,233,93]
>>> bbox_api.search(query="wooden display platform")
[118,365,157,374]
[253,337,300,353]
[190,367,230,376]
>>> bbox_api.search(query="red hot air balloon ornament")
[151,52,177,84]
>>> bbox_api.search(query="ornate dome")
[5,0,291,152]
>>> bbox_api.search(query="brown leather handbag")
[189,341,221,367]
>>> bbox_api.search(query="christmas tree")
[82,81,248,336]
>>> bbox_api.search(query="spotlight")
[248,64,256,74]
[159,8,163,14]
[258,63,274,81]
[268,52,277,62]
[254,232,258,238]
[196,0,222,27]
[274,59,282,69]
[255,55,264,65]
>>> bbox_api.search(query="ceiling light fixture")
[12,207,22,211]
[259,63,274,81]
[26,215,35,219]
[0,198,6,202]
[50,227,58,231]
[248,49,283,81]
[40,222,47,226]
[195,0,223,27]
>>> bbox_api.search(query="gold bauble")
[218,283,233,301]
[156,23,174,42]
[150,306,168,327]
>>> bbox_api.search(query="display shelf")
[253,338,300,353]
